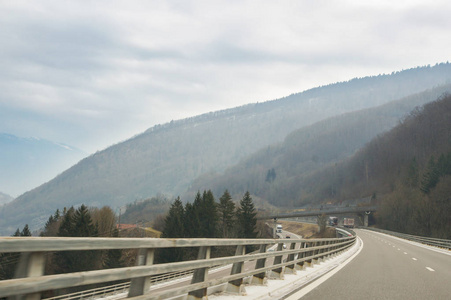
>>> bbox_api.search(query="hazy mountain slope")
[2,63,451,234]
[0,192,13,206]
[0,134,86,197]
[187,84,451,205]
[299,94,451,208]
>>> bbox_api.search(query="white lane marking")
[397,248,400,251]
[404,252,408,254]
[426,267,435,272]
[393,246,395,248]
[412,258,417,261]
[285,236,364,300]
[364,229,451,257]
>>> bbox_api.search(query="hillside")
[2,63,451,234]
[0,134,86,197]
[187,84,451,205]
[300,95,451,238]
[295,94,451,206]
[0,192,13,206]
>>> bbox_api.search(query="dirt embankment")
[278,220,335,238]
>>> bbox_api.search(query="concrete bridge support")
[188,246,211,300]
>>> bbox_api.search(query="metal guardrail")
[364,227,451,250]
[0,236,355,299]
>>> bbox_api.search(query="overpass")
[260,206,378,227]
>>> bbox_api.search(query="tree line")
[0,189,263,293]
[160,190,260,262]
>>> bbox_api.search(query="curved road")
[293,229,451,299]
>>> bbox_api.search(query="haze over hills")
[2,63,451,234]
[0,134,87,197]
[186,84,451,205]
[0,192,13,206]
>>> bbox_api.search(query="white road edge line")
[284,236,364,300]
[426,267,435,272]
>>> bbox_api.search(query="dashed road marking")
[412,258,417,261]
[426,267,435,272]
[397,248,400,251]
[404,252,408,254]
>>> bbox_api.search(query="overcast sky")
[1,0,451,153]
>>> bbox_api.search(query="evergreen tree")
[163,197,185,238]
[199,190,218,238]
[20,224,31,236]
[236,191,257,239]
[73,205,97,237]
[54,205,100,274]
[184,202,200,238]
[58,206,75,237]
[161,197,185,262]
[218,190,235,237]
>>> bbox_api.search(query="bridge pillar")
[295,242,307,271]
[188,246,211,300]
[285,242,297,275]
[364,214,369,227]
[128,248,154,297]
[11,252,45,300]
[225,245,246,295]
[251,244,268,285]
[268,243,284,279]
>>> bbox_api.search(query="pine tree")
[163,197,185,238]
[20,224,31,236]
[54,205,100,274]
[184,202,200,238]
[58,206,75,237]
[199,190,218,238]
[218,190,235,237]
[236,191,257,239]
[161,197,185,262]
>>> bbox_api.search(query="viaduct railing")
[364,227,451,250]
[0,235,355,300]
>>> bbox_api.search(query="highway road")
[291,229,451,299]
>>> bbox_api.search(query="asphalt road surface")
[298,229,451,300]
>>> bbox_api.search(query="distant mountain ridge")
[2,63,451,234]
[0,192,13,206]
[0,133,87,197]
[186,84,451,205]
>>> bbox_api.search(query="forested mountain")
[301,95,451,238]
[186,84,451,205]
[0,134,86,197]
[2,63,451,234]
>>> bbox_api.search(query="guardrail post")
[10,252,45,300]
[251,244,268,285]
[285,242,297,274]
[128,248,154,297]
[313,241,321,264]
[295,241,306,271]
[188,246,211,300]
[226,245,246,295]
[269,242,284,279]
[305,241,315,267]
